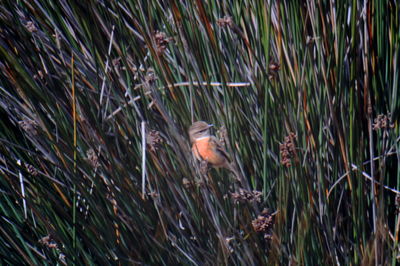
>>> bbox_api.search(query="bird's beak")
[208,124,214,128]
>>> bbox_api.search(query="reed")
[0,0,398,264]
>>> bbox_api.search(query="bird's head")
[188,121,213,143]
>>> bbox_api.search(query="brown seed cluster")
[145,67,156,83]
[182,177,194,190]
[252,209,275,240]
[33,70,44,80]
[280,132,297,167]
[268,61,280,80]
[25,21,37,32]
[39,235,66,265]
[25,163,38,176]
[19,119,38,135]
[112,57,121,70]
[39,235,58,249]
[154,31,172,56]
[146,130,163,152]
[396,194,400,214]
[231,188,262,203]
[217,16,234,27]
[86,148,99,168]
[217,126,228,147]
[372,114,394,130]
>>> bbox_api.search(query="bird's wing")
[210,136,231,162]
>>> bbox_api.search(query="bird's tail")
[228,163,250,190]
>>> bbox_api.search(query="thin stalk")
[262,0,272,198]
[71,53,77,263]
[363,0,377,263]
[141,121,146,199]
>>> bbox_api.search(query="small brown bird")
[188,121,240,179]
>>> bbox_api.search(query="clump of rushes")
[0,1,398,265]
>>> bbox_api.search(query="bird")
[188,121,241,181]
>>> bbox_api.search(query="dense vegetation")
[0,1,399,264]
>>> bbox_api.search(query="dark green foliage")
[0,0,399,264]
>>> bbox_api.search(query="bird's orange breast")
[192,138,226,166]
